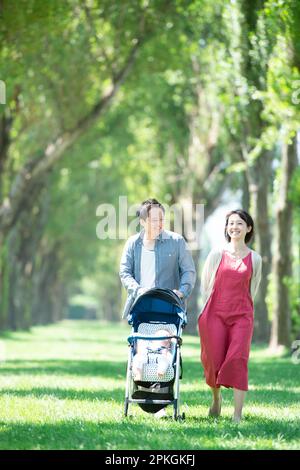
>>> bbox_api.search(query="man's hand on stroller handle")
[173,289,184,299]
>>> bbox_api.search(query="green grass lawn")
[0,319,299,450]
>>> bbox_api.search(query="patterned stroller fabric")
[133,323,177,382]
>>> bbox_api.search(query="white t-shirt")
[140,245,155,288]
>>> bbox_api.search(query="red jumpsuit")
[198,251,253,391]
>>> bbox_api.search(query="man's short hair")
[136,198,165,221]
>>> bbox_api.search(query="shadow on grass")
[1,355,298,387]
[0,419,212,450]
[0,375,298,410]
[2,384,298,409]
[0,333,126,346]
[184,357,299,388]
[180,388,300,406]
[248,362,298,387]
[0,386,126,403]
[0,359,127,378]
[0,413,298,450]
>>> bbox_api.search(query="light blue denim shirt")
[119,229,196,318]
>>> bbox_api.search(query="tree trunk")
[242,170,250,212]
[32,244,65,325]
[270,136,298,348]
[7,234,32,330]
[247,150,272,342]
[0,242,9,329]
[0,85,21,195]
[5,182,48,330]
[239,0,274,342]
[102,292,122,322]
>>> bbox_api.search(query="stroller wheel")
[124,398,129,417]
[174,412,185,422]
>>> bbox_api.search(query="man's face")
[141,206,164,239]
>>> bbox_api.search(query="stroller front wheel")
[124,398,129,417]
[175,412,185,422]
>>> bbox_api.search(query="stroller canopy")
[127,288,187,327]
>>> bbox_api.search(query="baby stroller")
[124,288,186,421]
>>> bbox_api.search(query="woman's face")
[226,214,252,242]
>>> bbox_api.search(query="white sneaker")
[154,408,167,419]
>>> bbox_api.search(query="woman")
[198,210,262,423]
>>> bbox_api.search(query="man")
[119,198,196,319]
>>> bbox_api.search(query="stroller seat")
[134,323,177,382]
